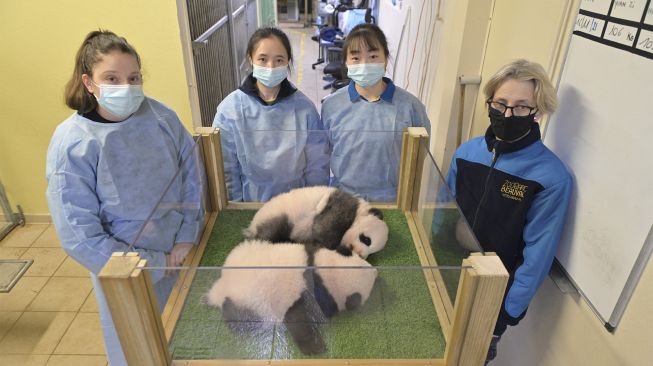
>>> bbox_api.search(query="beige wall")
[467,0,576,139]
[424,0,493,171]
[0,0,193,215]
[494,262,653,366]
[425,1,653,365]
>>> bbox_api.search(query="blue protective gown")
[46,97,204,366]
[321,78,431,202]
[212,76,330,202]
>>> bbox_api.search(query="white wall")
[377,0,442,102]
[493,261,653,366]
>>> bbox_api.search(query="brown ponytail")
[64,30,141,113]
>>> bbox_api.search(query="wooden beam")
[397,127,429,212]
[172,359,445,365]
[194,127,229,211]
[98,253,171,366]
[444,254,508,366]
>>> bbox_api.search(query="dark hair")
[64,30,141,113]
[246,27,293,68]
[342,23,389,61]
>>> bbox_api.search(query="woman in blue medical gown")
[46,30,204,366]
[212,27,329,202]
[321,24,431,202]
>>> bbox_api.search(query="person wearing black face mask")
[445,59,572,364]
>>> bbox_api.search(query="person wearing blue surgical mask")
[321,24,431,202]
[46,30,204,366]
[212,27,329,202]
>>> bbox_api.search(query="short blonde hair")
[483,59,557,115]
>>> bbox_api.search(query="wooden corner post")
[397,127,429,212]
[444,254,508,366]
[194,127,228,212]
[98,253,171,366]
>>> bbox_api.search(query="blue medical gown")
[46,97,204,284]
[212,89,329,202]
[321,84,431,202]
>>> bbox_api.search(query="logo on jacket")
[500,180,528,201]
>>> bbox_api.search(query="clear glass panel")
[414,137,483,305]
[148,265,461,360]
[112,128,489,361]
[126,135,207,254]
[220,129,402,203]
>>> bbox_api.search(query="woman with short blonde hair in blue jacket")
[212,27,329,202]
[321,24,431,202]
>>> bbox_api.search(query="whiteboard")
[544,0,653,329]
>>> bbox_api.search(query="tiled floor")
[0,224,107,366]
[281,22,333,108]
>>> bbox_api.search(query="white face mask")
[92,81,145,119]
[252,64,288,88]
[347,63,386,88]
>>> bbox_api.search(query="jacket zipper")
[471,144,500,232]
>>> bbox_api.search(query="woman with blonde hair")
[446,59,572,364]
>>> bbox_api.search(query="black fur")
[284,290,327,355]
[359,233,372,246]
[312,272,339,318]
[335,245,353,257]
[222,297,263,333]
[368,207,384,220]
[302,246,340,318]
[254,214,293,243]
[312,190,360,249]
[345,293,362,310]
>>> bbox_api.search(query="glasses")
[486,100,537,117]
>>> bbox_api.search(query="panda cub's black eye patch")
[359,234,372,246]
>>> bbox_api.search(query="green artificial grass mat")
[170,209,448,360]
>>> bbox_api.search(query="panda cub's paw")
[335,245,353,257]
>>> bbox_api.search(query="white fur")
[342,213,389,259]
[205,240,307,321]
[313,248,377,310]
[245,186,388,258]
[244,186,336,242]
[205,240,377,320]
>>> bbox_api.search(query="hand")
[169,242,195,267]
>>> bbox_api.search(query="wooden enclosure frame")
[98,128,508,366]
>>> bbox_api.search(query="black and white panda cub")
[243,186,388,259]
[206,240,377,355]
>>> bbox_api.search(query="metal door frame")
[176,0,259,128]
[0,180,24,241]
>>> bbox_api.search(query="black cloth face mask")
[488,109,536,142]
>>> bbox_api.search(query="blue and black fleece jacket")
[447,123,572,320]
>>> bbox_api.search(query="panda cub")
[244,186,388,259]
[206,240,377,355]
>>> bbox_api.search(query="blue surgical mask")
[92,82,145,119]
[252,65,288,88]
[347,63,386,88]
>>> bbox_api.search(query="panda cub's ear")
[368,208,383,220]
